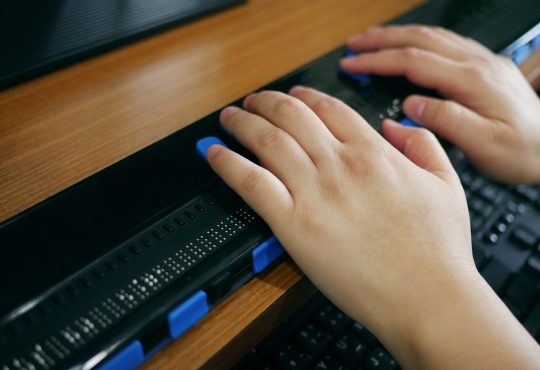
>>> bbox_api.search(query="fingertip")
[403,95,427,122]
[220,106,240,121]
[206,144,224,160]
[381,118,399,135]
[339,57,356,69]
[346,34,365,47]
[243,93,258,109]
[289,85,307,96]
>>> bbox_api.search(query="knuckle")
[272,97,303,117]
[293,202,326,237]
[412,127,437,142]
[338,147,369,178]
[462,64,488,84]
[431,100,458,127]
[241,167,263,193]
[401,46,422,61]
[413,25,435,38]
[259,127,285,148]
[312,96,342,115]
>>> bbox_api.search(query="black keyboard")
[234,292,399,370]
[234,167,540,369]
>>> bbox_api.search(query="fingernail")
[206,144,222,159]
[412,100,426,120]
[366,26,383,33]
[339,57,355,68]
[347,34,365,44]
[382,118,399,127]
[221,106,240,120]
[289,85,306,95]
[243,93,257,107]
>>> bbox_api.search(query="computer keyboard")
[234,164,540,370]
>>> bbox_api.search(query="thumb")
[402,95,488,151]
[382,119,454,178]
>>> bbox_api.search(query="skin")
[205,25,540,369]
[341,25,540,184]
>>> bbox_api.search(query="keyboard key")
[507,201,526,214]
[491,222,507,234]
[480,185,503,204]
[116,252,131,262]
[472,246,491,268]
[514,185,539,202]
[333,334,368,367]
[364,348,397,370]
[524,300,540,339]
[350,323,378,347]
[315,304,351,336]
[504,273,539,317]
[311,354,348,370]
[141,237,153,247]
[275,343,313,370]
[470,177,485,192]
[483,232,499,245]
[152,231,164,240]
[500,213,515,225]
[526,255,540,275]
[295,322,332,356]
[459,170,475,188]
[163,223,175,233]
[510,227,538,249]
[481,259,512,293]
[470,213,484,233]
[129,244,142,255]
[173,216,185,226]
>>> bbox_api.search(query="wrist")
[375,263,484,369]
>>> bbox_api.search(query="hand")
[340,25,540,184]
[207,86,477,367]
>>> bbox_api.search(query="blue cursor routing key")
[399,118,421,128]
[338,50,372,84]
[196,136,227,161]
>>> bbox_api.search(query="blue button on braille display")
[196,137,227,161]
[338,50,372,84]
[168,290,209,339]
[252,236,285,273]
[98,341,144,370]
[399,118,421,128]
[512,45,530,65]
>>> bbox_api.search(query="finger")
[402,95,490,152]
[339,48,467,98]
[242,91,339,165]
[347,25,469,61]
[206,144,293,224]
[381,120,454,179]
[288,86,379,144]
[220,106,314,193]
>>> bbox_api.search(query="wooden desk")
[3,0,500,368]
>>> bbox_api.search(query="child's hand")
[341,25,540,184]
[206,86,476,366]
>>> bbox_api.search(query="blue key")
[338,50,372,84]
[512,45,530,65]
[196,136,227,161]
[399,118,421,128]
[531,33,540,51]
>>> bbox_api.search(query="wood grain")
[0,0,434,369]
[0,0,423,223]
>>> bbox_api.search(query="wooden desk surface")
[0,0,429,368]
